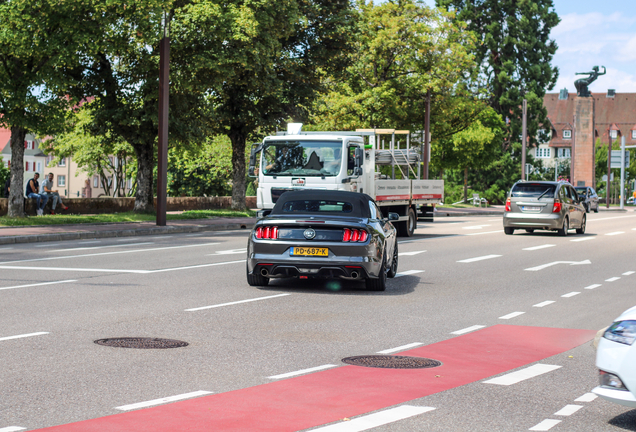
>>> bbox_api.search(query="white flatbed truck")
[248,125,443,236]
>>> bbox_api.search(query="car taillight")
[505,198,511,212]
[552,200,562,213]
[343,228,368,242]
[255,226,278,239]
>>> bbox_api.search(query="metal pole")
[423,90,430,180]
[571,115,576,184]
[621,135,626,210]
[521,99,527,180]
[157,27,170,226]
[607,132,612,208]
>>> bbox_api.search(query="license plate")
[291,247,328,257]
[522,206,540,211]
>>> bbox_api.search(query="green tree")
[436,0,560,150]
[0,0,105,216]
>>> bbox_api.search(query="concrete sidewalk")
[434,204,633,217]
[0,217,258,245]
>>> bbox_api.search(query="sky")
[420,0,636,94]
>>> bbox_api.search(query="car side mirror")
[353,167,362,176]
[249,143,261,178]
[355,147,364,168]
[388,212,399,221]
[256,209,272,218]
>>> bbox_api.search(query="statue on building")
[574,66,606,97]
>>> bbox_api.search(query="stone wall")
[0,196,257,216]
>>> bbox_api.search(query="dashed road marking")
[484,364,561,386]
[533,301,555,308]
[605,277,620,282]
[268,364,338,380]
[35,243,61,248]
[210,248,247,255]
[51,242,153,252]
[605,232,625,236]
[561,292,580,298]
[584,284,602,290]
[574,393,598,402]
[529,419,561,431]
[450,325,485,335]
[525,260,591,271]
[398,250,426,256]
[464,230,502,236]
[623,271,635,276]
[0,279,77,291]
[0,427,26,432]
[463,224,492,230]
[395,270,424,278]
[377,343,423,354]
[457,254,501,263]
[523,244,555,251]
[309,405,435,432]
[499,312,525,320]
[116,238,140,242]
[570,237,594,242]
[115,390,212,411]
[0,332,49,342]
[554,405,582,416]
[185,293,291,312]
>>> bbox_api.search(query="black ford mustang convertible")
[246,190,399,291]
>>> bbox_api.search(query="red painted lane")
[36,325,595,432]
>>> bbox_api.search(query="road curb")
[0,222,253,245]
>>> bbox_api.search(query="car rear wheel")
[594,205,599,213]
[387,243,398,278]
[576,215,586,234]
[366,253,387,291]
[246,263,270,287]
[584,203,590,213]
[504,227,514,235]
[558,217,569,236]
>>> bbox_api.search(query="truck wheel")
[397,208,416,237]
[246,263,269,287]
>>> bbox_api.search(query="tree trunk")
[133,144,154,212]
[228,128,246,211]
[463,167,468,204]
[8,127,27,217]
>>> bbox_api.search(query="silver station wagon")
[503,181,587,236]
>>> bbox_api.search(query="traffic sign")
[602,173,614,182]
[611,150,630,168]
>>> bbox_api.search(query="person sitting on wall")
[82,179,92,198]
[25,172,48,216]
[40,172,69,215]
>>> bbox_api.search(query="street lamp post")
[157,14,169,226]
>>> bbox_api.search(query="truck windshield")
[261,140,343,176]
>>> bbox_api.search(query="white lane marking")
[533,301,555,308]
[488,219,501,221]
[529,419,561,431]
[77,241,101,244]
[605,277,620,282]
[463,224,492,230]
[395,270,424,278]
[561,292,580,298]
[0,260,245,275]
[268,364,338,379]
[605,231,625,236]
[465,230,502,236]
[185,233,204,237]
[116,238,140,242]
[0,427,27,432]
[554,405,583,416]
[51,242,154,252]
[523,244,555,251]
[209,248,247,255]
[0,247,14,250]
[309,405,435,432]
[574,393,598,402]
[0,332,49,342]
[457,254,501,263]
[0,242,220,265]
[115,390,212,411]
[450,325,485,335]
[570,237,594,242]
[499,312,525,320]
[594,215,636,221]
[0,279,77,291]
[377,343,423,354]
[585,284,602,290]
[623,271,635,276]
[398,239,424,244]
[398,250,426,256]
[484,364,562,386]
[150,235,174,239]
[185,293,291,312]
[35,243,62,248]
[525,260,591,271]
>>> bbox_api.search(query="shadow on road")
[258,274,424,296]
[609,409,636,430]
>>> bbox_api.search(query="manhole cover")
[342,355,441,369]
[94,338,188,349]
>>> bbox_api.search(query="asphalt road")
[1,213,636,431]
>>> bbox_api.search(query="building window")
[37,162,41,173]
[610,130,618,139]
[536,147,551,158]
[557,148,571,158]
[632,130,636,140]
[563,130,571,139]
[57,175,66,187]
[25,162,29,171]
[93,175,99,188]
[59,157,66,167]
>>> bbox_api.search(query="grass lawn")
[0,209,255,227]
